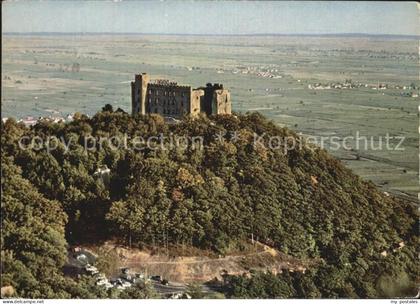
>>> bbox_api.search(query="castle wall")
[145,83,192,119]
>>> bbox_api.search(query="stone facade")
[131,73,231,118]
[200,83,231,115]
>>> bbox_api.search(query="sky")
[2,1,419,35]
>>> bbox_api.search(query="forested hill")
[1,106,417,298]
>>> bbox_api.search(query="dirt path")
[100,242,312,283]
[125,248,273,265]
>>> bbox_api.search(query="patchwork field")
[2,34,419,197]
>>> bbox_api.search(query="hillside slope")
[1,108,418,298]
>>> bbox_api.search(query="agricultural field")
[2,34,419,197]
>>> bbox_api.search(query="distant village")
[307,80,418,96]
[212,64,284,79]
[2,113,76,127]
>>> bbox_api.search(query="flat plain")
[2,34,419,197]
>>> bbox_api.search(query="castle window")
[155,98,159,104]
[154,108,158,113]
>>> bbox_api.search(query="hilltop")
[1,107,417,298]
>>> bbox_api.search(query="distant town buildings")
[307,80,419,97]
[131,73,231,118]
[1,113,75,127]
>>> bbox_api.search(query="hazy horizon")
[2,1,419,36]
[2,32,419,38]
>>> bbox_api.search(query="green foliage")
[118,282,158,299]
[1,109,417,298]
[102,104,114,113]
[186,282,204,299]
[1,156,69,298]
[223,271,296,298]
[94,248,119,277]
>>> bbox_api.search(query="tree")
[119,282,158,299]
[1,157,68,298]
[102,104,114,113]
[186,282,204,299]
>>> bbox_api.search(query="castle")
[131,73,231,118]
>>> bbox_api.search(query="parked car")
[114,278,132,290]
[150,275,162,282]
[71,246,82,257]
[76,253,88,265]
[95,274,107,281]
[96,278,113,289]
[85,264,99,276]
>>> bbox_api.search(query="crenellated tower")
[131,73,150,116]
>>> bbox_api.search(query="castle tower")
[131,73,150,116]
[201,83,231,115]
[212,87,231,115]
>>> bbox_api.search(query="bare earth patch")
[87,241,317,283]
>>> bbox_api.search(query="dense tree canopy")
[1,107,417,298]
